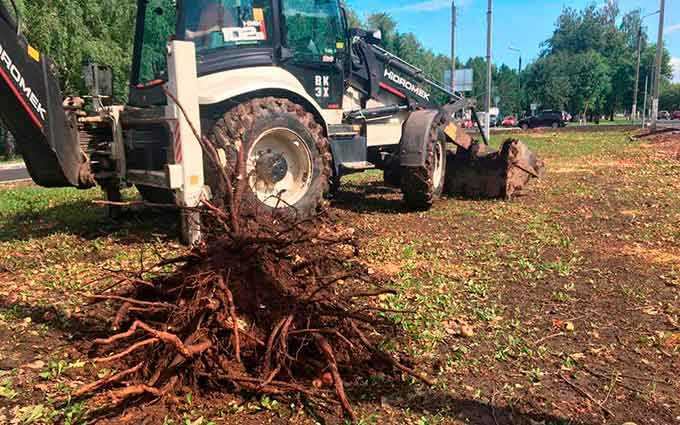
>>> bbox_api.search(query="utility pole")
[509,46,521,114]
[651,0,665,132]
[642,72,649,128]
[451,1,456,93]
[632,25,642,121]
[485,0,493,140]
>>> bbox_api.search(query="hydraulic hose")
[8,0,20,35]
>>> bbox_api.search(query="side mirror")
[83,62,113,99]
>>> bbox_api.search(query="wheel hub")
[255,151,289,185]
[246,128,313,208]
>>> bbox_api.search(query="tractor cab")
[129,0,350,110]
[2,0,538,248]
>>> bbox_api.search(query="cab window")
[138,0,177,83]
[281,0,344,63]
[181,0,273,53]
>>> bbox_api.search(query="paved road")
[0,164,30,183]
[658,120,680,129]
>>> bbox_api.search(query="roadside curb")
[0,178,32,185]
[0,161,26,171]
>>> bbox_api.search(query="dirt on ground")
[634,129,680,160]
[0,130,678,424]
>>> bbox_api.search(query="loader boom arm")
[0,1,92,188]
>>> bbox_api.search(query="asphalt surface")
[0,164,30,183]
[658,119,680,129]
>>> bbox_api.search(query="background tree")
[345,8,362,29]
[568,51,612,119]
[660,84,680,111]
[0,118,16,160]
[526,3,673,118]
[493,64,520,114]
[17,0,137,100]
[1,0,674,131]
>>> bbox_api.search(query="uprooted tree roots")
[76,92,431,422]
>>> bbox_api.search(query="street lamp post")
[632,9,660,122]
[509,46,522,114]
[485,0,493,141]
[642,72,649,129]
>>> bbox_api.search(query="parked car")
[672,111,680,120]
[518,110,566,130]
[489,114,499,127]
[658,111,671,120]
[476,112,498,128]
[501,116,517,127]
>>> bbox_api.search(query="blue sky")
[345,0,680,82]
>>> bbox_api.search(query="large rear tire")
[400,120,447,210]
[207,97,331,218]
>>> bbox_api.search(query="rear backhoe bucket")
[441,102,544,200]
[445,139,545,199]
[0,2,90,188]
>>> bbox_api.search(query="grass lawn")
[0,130,678,424]
[0,158,23,165]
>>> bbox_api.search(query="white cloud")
[391,0,471,13]
[665,23,680,35]
[672,57,680,83]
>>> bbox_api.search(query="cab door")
[279,0,347,110]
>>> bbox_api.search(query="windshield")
[137,0,177,83]
[281,0,344,62]
[180,0,273,53]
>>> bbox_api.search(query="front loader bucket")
[0,2,89,188]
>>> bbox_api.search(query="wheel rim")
[246,128,313,208]
[432,140,445,189]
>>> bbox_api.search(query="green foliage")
[6,1,669,121]
[283,0,343,62]
[0,120,17,160]
[0,379,18,399]
[138,0,176,83]
[17,0,137,100]
[356,12,520,114]
[524,4,673,117]
[344,7,361,29]
[362,13,458,98]
[660,83,680,111]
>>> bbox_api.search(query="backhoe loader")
[0,0,543,243]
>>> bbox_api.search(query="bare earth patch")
[0,130,678,424]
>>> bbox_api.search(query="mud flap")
[399,110,440,167]
[0,2,89,188]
